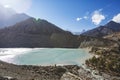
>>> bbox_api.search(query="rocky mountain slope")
[0,17,116,48]
[0,18,79,48]
[78,35,116,48]
[103,32,120,41]
[82,21,120,37]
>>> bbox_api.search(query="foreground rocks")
[0,76,17,80]
[0,61,82,80]
[85,45,120,80]
[0,59,119,80]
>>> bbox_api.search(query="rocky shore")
[0,60,86,80]
[0,60,111,80]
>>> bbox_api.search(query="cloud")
[112,13,120,23]
[91,9,105,25]
[83,16,88,19]
[76,16,88,21]
[76,17,82,21]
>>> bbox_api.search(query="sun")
[0,0,32,13]
[4,5,11,8]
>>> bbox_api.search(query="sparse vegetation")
[86,46,120,76]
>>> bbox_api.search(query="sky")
[0,0,120,32]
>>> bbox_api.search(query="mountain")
[78,35,115,48]
[0,18,79,48]
[0,5,30,28]
[81,21,120,37]
[104,32,120,41]
[0,17,115,48]
[73,32,81,35]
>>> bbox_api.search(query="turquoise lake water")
[0,48,92,66]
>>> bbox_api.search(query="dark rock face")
[0,18,79,48]
[51,33,80,48]
[82,21,120,37]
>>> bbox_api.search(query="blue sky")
[1,0,120,32]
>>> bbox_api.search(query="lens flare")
[0,0,32,13]
[4,5,11,8]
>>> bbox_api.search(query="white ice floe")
[0,48,32,63]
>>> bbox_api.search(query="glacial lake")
[0,48,92,66]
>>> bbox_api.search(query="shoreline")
[0,48,119,80]
[0,48,97,80]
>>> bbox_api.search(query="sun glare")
[4,5,11,8]
[0,0,32,13]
